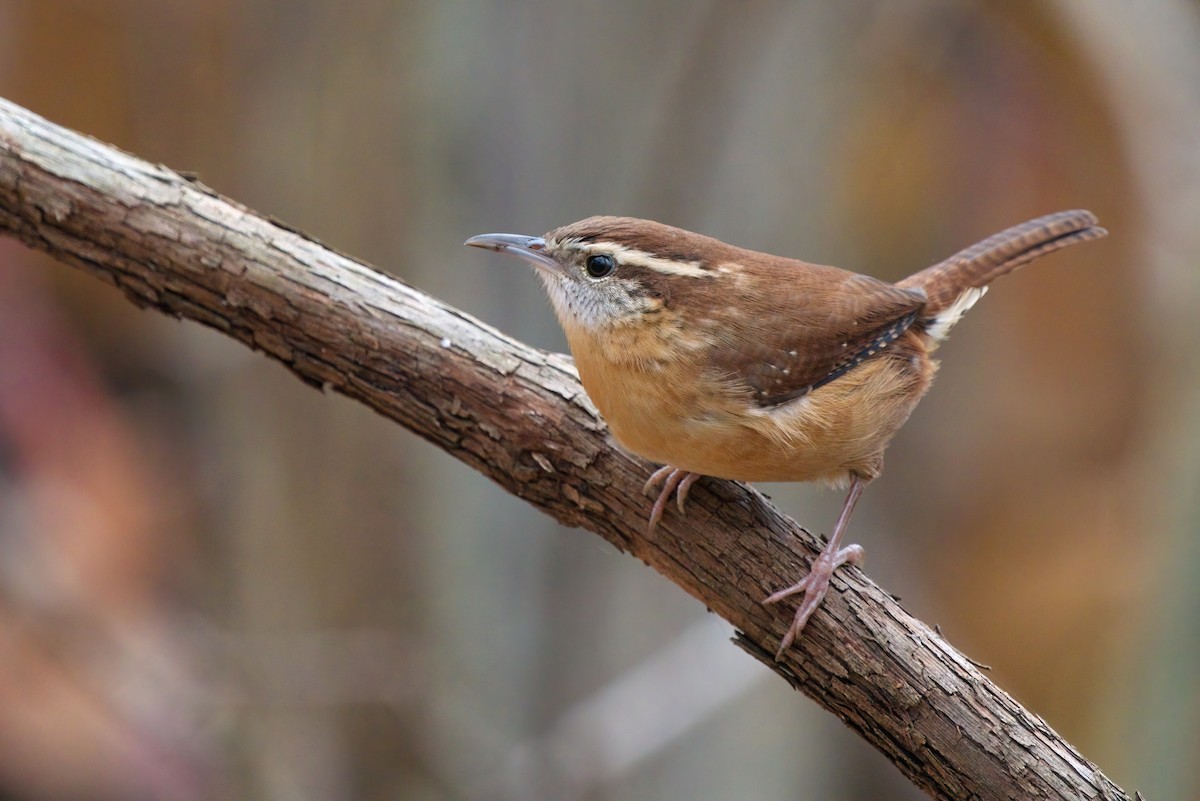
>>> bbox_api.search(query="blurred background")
[0,1,1196,799]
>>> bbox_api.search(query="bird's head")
[465,216,738,335]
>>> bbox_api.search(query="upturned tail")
[898,210,1106,341]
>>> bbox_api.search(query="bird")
[465,210,1106,657]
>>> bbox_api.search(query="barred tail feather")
[899,210,1105,341]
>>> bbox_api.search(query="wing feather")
[706,265,927,407]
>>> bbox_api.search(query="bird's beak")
[464,233,562,275]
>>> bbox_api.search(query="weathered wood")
[0,96,1134,801]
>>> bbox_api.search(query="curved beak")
[464,232,561,275]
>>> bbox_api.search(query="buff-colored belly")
[572,342,934,485]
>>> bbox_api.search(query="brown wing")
[708,266,927,408]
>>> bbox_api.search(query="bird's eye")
[585,254,617,279]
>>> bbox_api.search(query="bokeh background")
[0,1,1197,799]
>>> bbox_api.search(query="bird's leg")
[643,466,701,532]
[763,476,866,659]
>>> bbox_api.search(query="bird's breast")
[565,326,936,484]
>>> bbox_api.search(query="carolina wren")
[466,210,1106,657]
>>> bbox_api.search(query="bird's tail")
[899,210,1106,341]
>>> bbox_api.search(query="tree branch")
[0,96,1135,801]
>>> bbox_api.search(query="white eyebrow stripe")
[552,238,713,279]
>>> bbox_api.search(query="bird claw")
[643,467,701,531]
[762,476,868,659]
[763,543,864,659]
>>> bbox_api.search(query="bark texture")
[0,96,1135,801]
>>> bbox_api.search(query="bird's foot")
[762,542,864,659]
[643,466,701,532]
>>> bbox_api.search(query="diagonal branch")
[0,96,1135,801]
